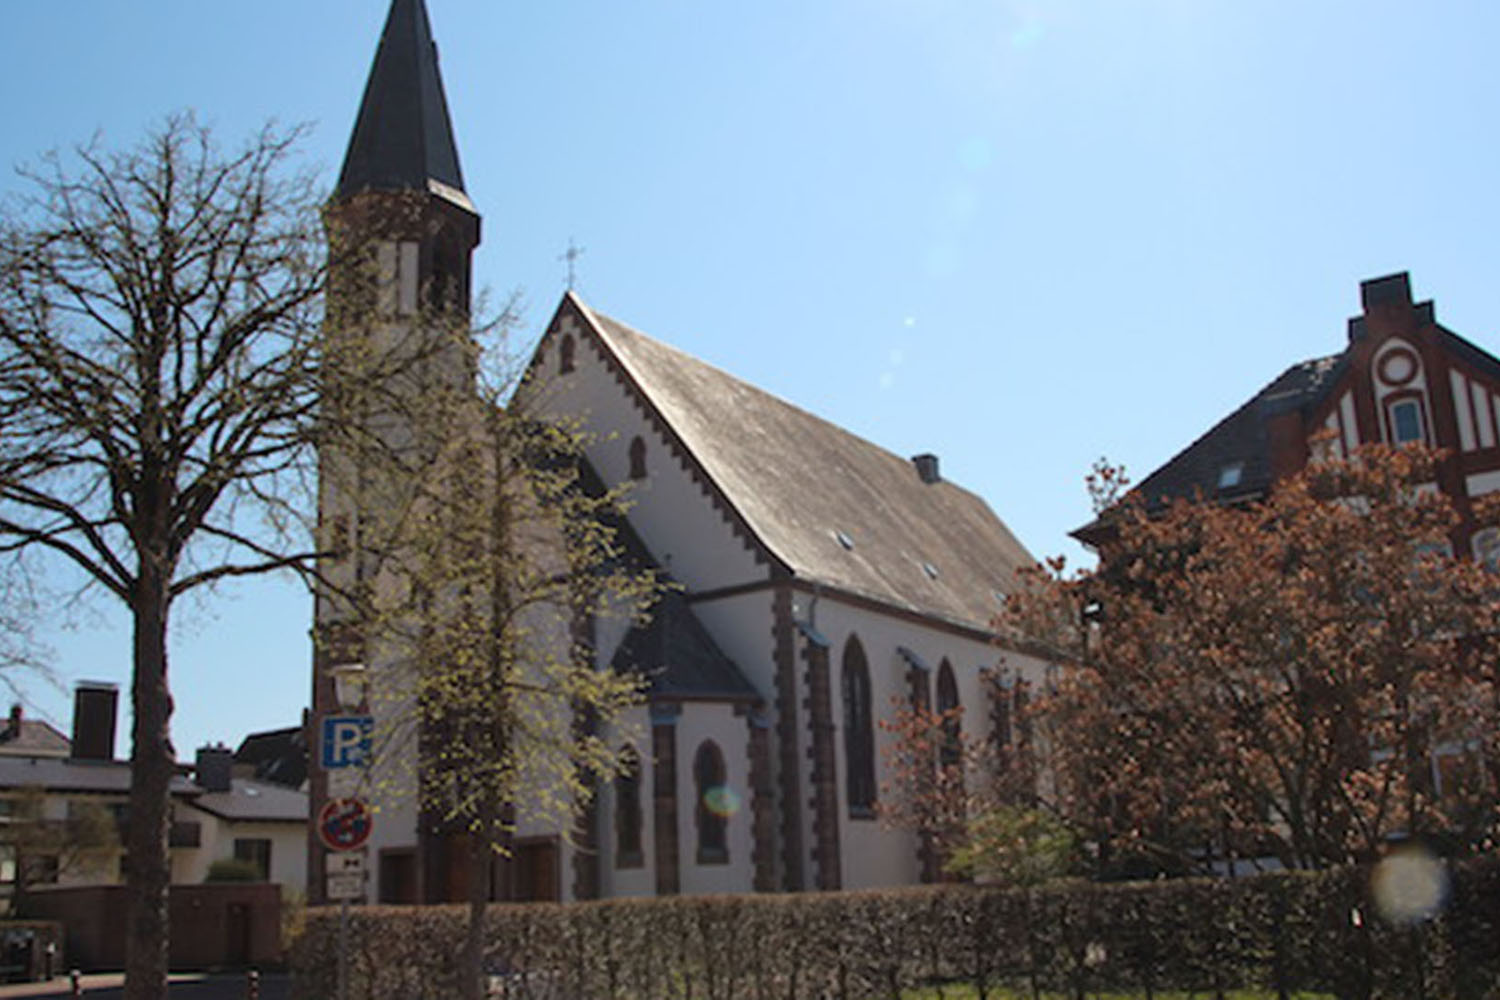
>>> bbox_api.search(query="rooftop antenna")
[559,238,586,291]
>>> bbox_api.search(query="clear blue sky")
[2,0,1498,759]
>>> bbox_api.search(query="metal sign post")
[322,713,373,1000]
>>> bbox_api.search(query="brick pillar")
[907,664,937,883]
[744,707,777,891]
[803,638,841,890]
[771,585,805,890]
[572,780,601,901]
[652,705,680,895]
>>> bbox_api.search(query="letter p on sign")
[321,715,373,769]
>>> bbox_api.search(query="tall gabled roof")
[336,0,467,203]
[565,296,1035,635]
[234,725,308,789]
[1129,354,1345,510]
[1078,273,1500,542]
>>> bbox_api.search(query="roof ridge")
[580,299,990,499]
[1132,352,1343,504]
[564,294,1035,631]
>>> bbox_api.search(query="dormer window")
[1217,462,1244,490]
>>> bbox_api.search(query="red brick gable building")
[1079,272,1500,566]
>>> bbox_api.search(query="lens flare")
[1371,845,1448,925]
[702,785,740,818]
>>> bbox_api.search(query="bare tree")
[0,114,351,1000]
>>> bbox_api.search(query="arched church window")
[559,334,576,375]
[989,672,1013,750]
[936,659,961,770]
[615,745,643,868]
[842,636,876,816]
[629,436,647,480]
[694,740,728,864]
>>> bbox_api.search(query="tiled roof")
[0,719,70,758]
[0,756,197,795]
[234,726,308,789]
[188,778,307,824]
[574,460,759,704]
[574,297,1035,634]
[1128,354,1345,511]
[611,588,760,703]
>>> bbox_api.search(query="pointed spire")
[336,0,467,202]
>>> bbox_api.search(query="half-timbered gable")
[1079,272,1500,558]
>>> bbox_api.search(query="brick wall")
[26,883,280,971]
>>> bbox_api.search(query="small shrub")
[204,857,263,883]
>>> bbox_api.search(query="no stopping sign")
[318,797,374,851]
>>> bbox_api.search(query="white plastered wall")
[803,595,1052,891]
[531,314,765,594]
[596,704,656,898]
[674,702,756,896]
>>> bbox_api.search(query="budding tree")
[1001,444,1500,874]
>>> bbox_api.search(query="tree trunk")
[124,564,173,1000]
[459,822,493,1000]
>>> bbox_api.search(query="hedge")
[291,856,1500,1000]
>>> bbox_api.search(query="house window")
[233,838,271,881]
[1474,527,1500,572]
[935,660,961,770]
[1387,397,1426,445]
[615,746,643,868]
[1217,462,1244,490]
[693,741,728,864]
[841,636,876,817]
[629,436,647,480]
[559,334,576,375]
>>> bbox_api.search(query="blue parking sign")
[321,715,373,769]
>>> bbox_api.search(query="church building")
[308,0,1052,906]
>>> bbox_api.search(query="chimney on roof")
[1360,272,1412,312]
[911,453,941,485]
[1350,272,1417,342]
[196,744,234,793]
[71,682,118,761]
[6,704,20,741]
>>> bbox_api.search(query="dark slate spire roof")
[336,0,467,202]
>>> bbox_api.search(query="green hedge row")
[291,857,1500,1000]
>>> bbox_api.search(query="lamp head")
[330,662,369,713]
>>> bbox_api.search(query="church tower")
[310,0,480,906]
